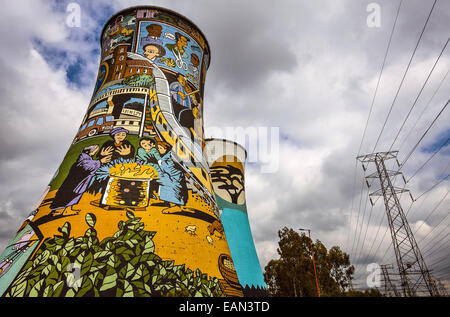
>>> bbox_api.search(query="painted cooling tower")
[205,138,268,297]
[0,6,244,297]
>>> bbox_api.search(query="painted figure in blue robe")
[50,145,112,215]
[136,137,161,200]
[136,137,161,168]
[155,142,188,213]
[170,74,197,109]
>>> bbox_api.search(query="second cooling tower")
[205,138,268,296]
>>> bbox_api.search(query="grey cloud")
[0,0,448,290]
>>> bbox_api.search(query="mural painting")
[205,139,269,297]
[0,6,243,297]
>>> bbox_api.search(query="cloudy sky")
[0,0,448,291]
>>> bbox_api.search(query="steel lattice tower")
[357,151,439,297]
[380,264,400,297]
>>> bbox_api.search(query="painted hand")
[100,146,114,156]
[116,144,131,156]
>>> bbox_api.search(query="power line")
[428,252,450,268]
[397,69,450,152]
[350,178,369,257]
[378,169,440,264]
[412,190,449,236]
[358,0,403,156]
[347,0,403,255]
[399,99,450,169]
[353,188,371,263]
[389,37,450,152]
[383,193,449,265]
[354,204,375,269]
[418,212,450,250]
[413,166,450,202]
[421,221,450,252]
[406,138,449,183]
[355,204,386,272]
[423,234,449,258]
[372,0,437,153]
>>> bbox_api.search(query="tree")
[210,165,245,204]
[264,227,380,297]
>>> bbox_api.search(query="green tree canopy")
[264,227,380,297]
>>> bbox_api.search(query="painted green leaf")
[59,222,71,236]
[64,238,75,251]
[40,263,51,274]
[132,264,143,281]
[194,290,203,297]
[52,280,65,297]
[43,284,53,297]
[126,209,135,219]
[124,263,135,279]
[85,213,96,228]
[33,250,50,266]
[54,236,66,246]
[29,279,45,297]
[94,250,112,259]
[122,280,134,297]
[8,280,27,297]
[66,288,76,297]
[100,272,118,292]
[81,252,94,276]
[75,277,93,297]
[142,236,155,254]
[107,254,120,268]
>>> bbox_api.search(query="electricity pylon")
[380,264,400,297]
[357,151,440,297]
[436,279,448,297]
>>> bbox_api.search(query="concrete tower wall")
[0,6,243,297]
[205,138,268,297]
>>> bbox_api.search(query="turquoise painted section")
[221,208,266,289]
[215,194,246,214]
[0,224,39,296]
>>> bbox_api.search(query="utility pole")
[299,228,320,297]
[357,151,440,297]
[380,264,400,297]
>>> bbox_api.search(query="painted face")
[158,144,167,155]
[144,45,160,60]
[114,131,127,143]
[141,140,153,151]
